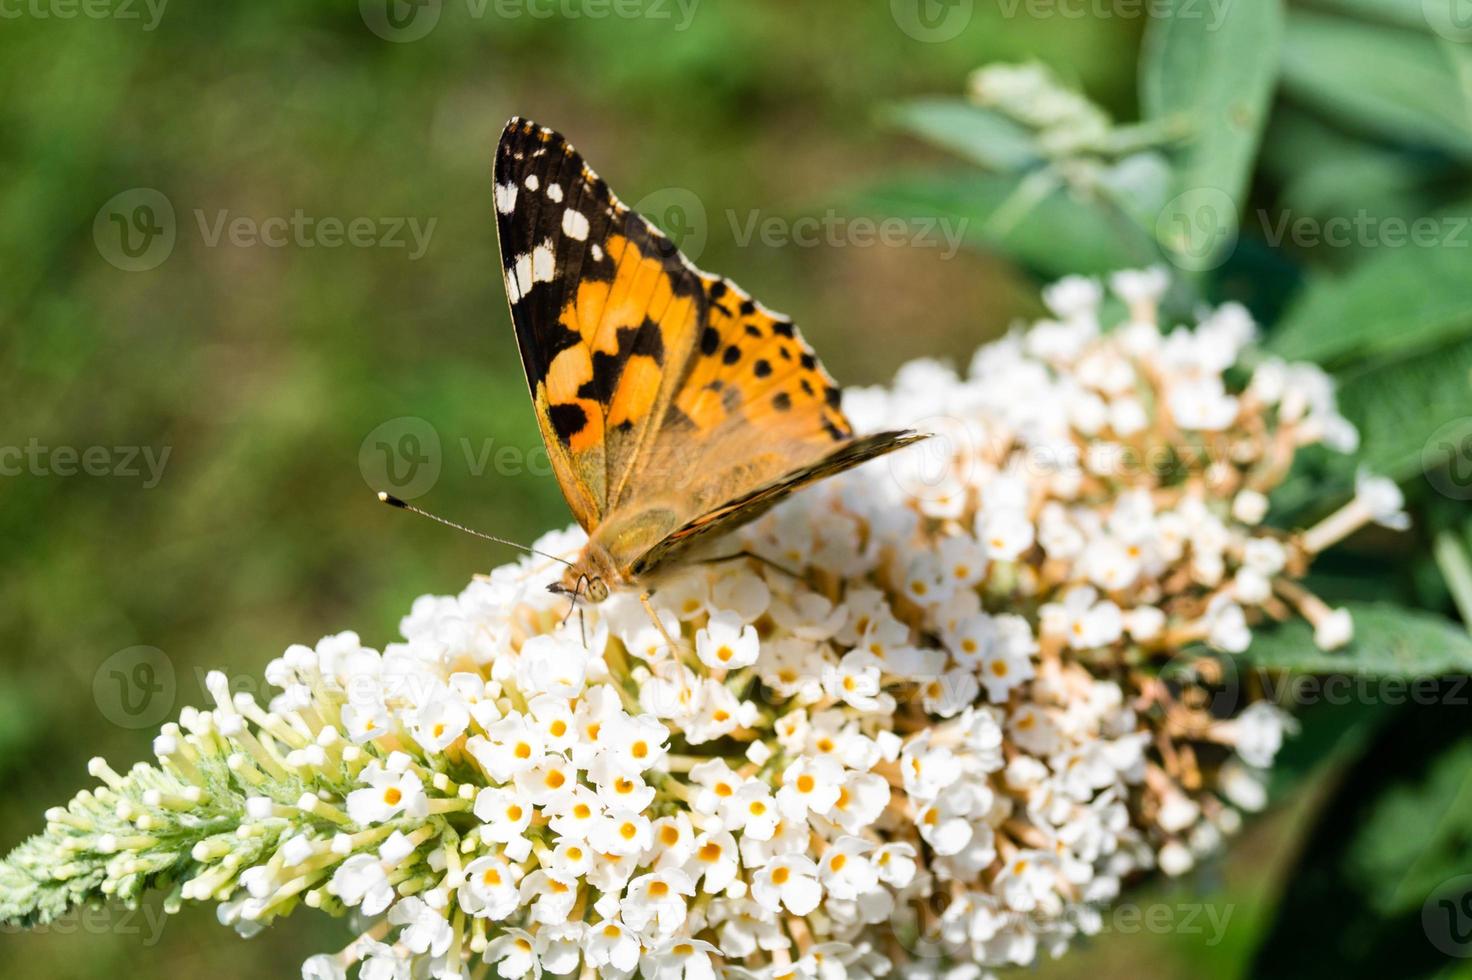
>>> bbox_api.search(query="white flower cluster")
[2,269,1404,980]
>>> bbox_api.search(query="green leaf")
[1280,10,1472,158]
[1269,232,1472,366]
[1303,0,1441,32]
[1240,602,1472,677]
[1140,0,1283,267]
[1337,334,1472,480]
[1251,700,1472,978]
[853,171,1159,277]
[882,98,1042,173]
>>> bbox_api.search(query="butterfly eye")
[588,577,609,602]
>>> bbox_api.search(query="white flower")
[1231,702,1295,768]
[345,764,428,825]
[776,756,844,822]
[591,809,653,856]
[586,919,642,973]
[516,635,588,697]
[518,869,580,924]
[977,508,1035,561]
[409,692,468,754]
[751,855,823,915]
[484,928,540,979]
[1355,468,1410,531]
[1168,376,1239,431]
[1313,607,1354,651]
[460,855,520,920]
[622,869,695,935]
[389,897,453,957]
[685,830,740,893]
[327,853,394,915]
[695,611,760,670]
[643,937,722,980]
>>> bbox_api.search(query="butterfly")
[492,117,923,608]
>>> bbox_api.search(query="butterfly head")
[551,546,617,604]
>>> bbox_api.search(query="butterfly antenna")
[376,491,575,568]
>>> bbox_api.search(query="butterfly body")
[494,117,923,602]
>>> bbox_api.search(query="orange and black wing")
[493,118,923,568]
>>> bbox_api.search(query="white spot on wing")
[562,209,590,241]
[546,183,563,203]
[531,240,556,283]
[494,182,518,215]
[591,243,604,262]
[515,253,533,298]
[524,174,540,191]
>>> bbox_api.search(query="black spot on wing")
[547,402,588,444]
[700,327,720,356]
[577,317,667,403]
[772,320,795,338]
[772,392,792,412]
[753,359,772,378]
[722,345,742,365]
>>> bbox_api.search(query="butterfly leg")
[639,591,683,654]
[552,575,589,647]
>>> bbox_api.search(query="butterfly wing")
[493,118,924,576]
[630,429,925,578]
[494,117,706,531]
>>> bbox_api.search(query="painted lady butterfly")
[493,117,922,605]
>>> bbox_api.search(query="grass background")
[0,3,1313,976]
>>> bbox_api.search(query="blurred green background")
[4,1,1472,978]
